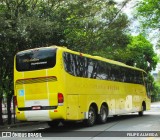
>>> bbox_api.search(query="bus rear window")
[16,48,57,71]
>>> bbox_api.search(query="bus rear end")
[14,47,65,121]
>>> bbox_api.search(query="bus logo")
[2,132,11,137]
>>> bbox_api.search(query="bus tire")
[85,106,96,127]
[97,105,108,124]
[138,104,144,116]
[47,120,60,128]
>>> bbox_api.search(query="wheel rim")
[88,109,95,125]
[141,105,144,114]
[101,108,107,121]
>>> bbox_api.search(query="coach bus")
[14,46,150,127]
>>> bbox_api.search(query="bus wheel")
[98,105,108,124]
[47,120,60,128]
[85,106,96,127]
[138,104,144,116]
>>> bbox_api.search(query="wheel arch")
[89,102,98,115]
[142,101,146,111]
[100,102,109,115]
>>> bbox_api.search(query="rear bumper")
[16,107,65,121]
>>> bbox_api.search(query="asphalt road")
[1,102,160,140]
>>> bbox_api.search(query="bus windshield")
[16,48,57,71]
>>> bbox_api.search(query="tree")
[63,0,130,54]
[0,0,60,124]
[136,0,160,46]
[113,34,158,73]
[136,0,160,29]
[153,71,160,101]
[0,15,17,124]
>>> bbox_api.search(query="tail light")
[58,93,64,103]
[13,96,18,107]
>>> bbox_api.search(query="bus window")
[16,48,57,71]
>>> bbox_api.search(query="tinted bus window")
[63,52,144,85]
[16,48,57,71]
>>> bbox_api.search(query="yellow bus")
[14,46,150,127]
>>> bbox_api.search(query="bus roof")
[55,46,146,73]
[16,45,146,73]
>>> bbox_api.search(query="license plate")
[32,106,41,110]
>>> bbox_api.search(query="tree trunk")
[0,97,4,125]
[7,95,12,125]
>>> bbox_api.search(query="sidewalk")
[0,120,46,131]
[1,113,45,131]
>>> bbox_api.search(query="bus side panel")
[125,95,133,112]
[66,95,80,120]
[146,98,151,110]
[125,84,137,112]
[15,84,25,108]
[16,108,26,121]
[109,98,116,115]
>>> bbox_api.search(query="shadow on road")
[32,113,149,133]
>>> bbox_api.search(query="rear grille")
[16,76,57,84]
[18,106,57,111]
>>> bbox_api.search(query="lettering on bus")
[23,58,40,62]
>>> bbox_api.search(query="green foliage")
[136,0,160,100]
[136,0,160,29]
[112,34,158,73]
[151,82,160,102]
[136,0,160,48]
[63,0,130,53]
[127,34,158,72]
